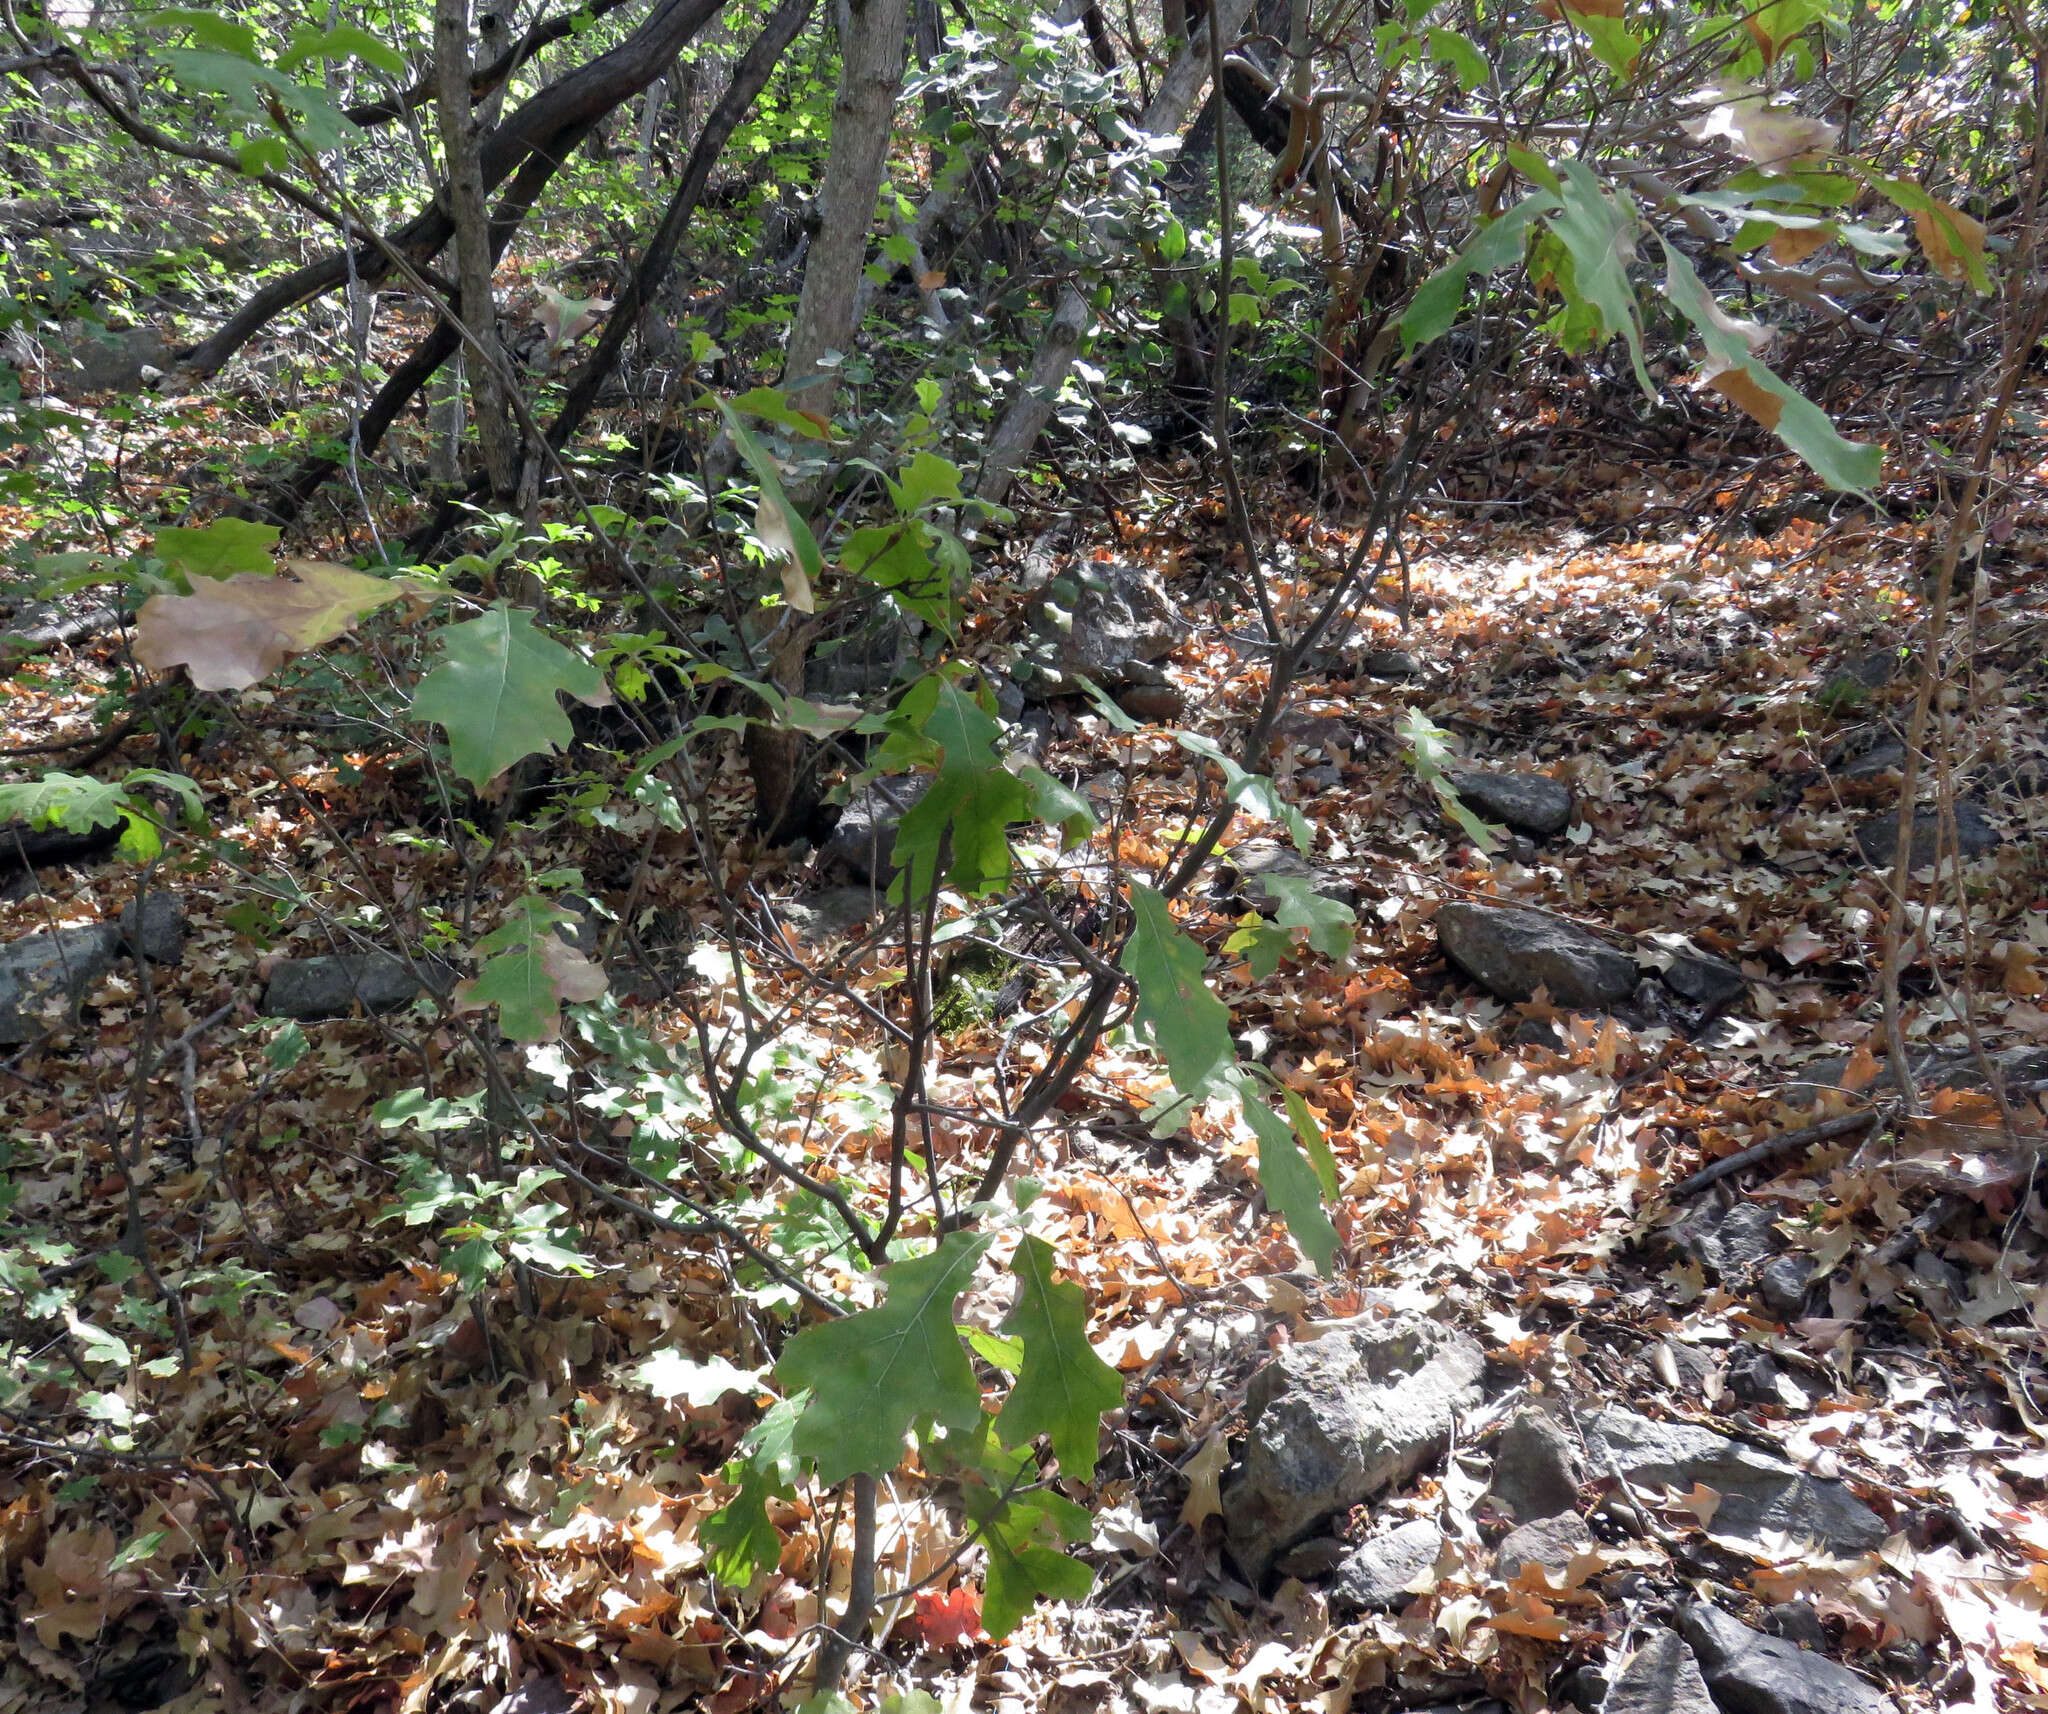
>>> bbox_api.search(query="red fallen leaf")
[911,1586,985,1651]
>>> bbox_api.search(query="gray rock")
[1451,771,1574,837]
[0,923,120,1042]
[779,886,881,944]
[264,951,440,1019]
[1332,1517,1441,1609]
[1854,803,1999,869]
[1674,1204,1784,1278]
[1438,903,1639,1011]
[1836,744,1906,782]
[822,774,932,882]
[1298,764,1344,792]
[1603,1629,1718,1714]
[1677,1604,1897,1714]
[119,892,184,963]
[1489,1406,1583,1523]
[1764,1602,1830,1652]
[1223,1316,1484,1583]
[46,322,173,398]
[1494,1510,1593,1577]
[1021,561,1188,699]
[1662,952,1746,1011]
[1561,1667,1610,1712]
[990,674,1026,723]
[1756,1254,1814,1317]
[1724,1346,1786,1404]
[1584,1409,1885,1555]
[1361,648,1421,680]
[1227,841,1358,913]
[805,611,909,701]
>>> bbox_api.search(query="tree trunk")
[779,0,912,415]
[972,0,1252,507]
[429,351,465,485]
[438,0,520,499]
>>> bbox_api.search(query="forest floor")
[0,421,2046,1714]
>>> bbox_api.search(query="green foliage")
[1659,243,1882,494]
[1398,708,1501,852]
[1123,887,1342,1272]
[1402,194,1559,352]
[776,1232,993,1486]
[0,768,204,862]
[153,518,279,584]
[713,395,824,614]
[457,895,609,1042]
[880,675,1093,901]
[1548,161,1653,396]
[1242,1095,1340,1276]
[704,1395,805,1586]
[992,1236,1122,1479]
[384,1159,594,1296]
[1122,885,1237,1102]
[410,605,612,788]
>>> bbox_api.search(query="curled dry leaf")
[134,558,406,691]
[1684,98,1840,167]
[1180,1432,1230,1529]
[1911,200,1988,284]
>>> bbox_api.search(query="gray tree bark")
[778,0,913,414]
[437,0,519,498]
[972,0,1252,507]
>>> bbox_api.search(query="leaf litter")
[0,444,2045,1714]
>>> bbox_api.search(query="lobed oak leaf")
[910,1585,984,1651]
[135,558,405,690]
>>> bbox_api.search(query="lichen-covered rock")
[0,924,120,1041]
[1223,1316,1484,1583]
[1018,561,1188,700]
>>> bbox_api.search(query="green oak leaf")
[888,678,1031,901]
[1659,240,1882,494]
[152,518,278,583]
[776,1232,993,1485]
[993,1236,1122,1478]
[1242,1088,1340,1276]
[456,895,608,1042]
[1402,192,1558,352]
[1123,884,1236,1103]
[1253,872,1356,963]
[960,1440,1094,1637]
[411,604,611,788]
[1550,161,1653,395]
[703,1393,805,1587]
